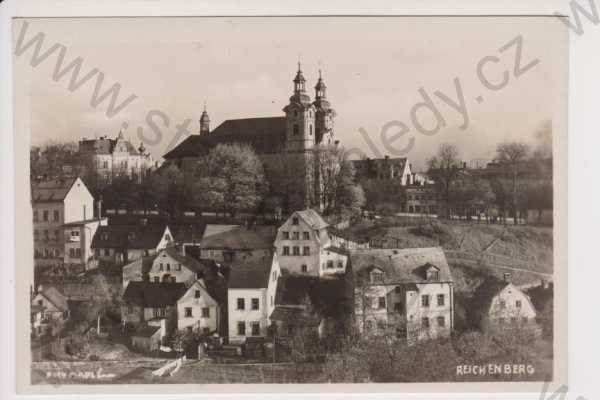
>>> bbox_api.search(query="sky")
[13,16,566,170]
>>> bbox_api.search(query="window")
[202,307,210,318]
[293,231,300,240]
[326,260,334,269]
[33,210,39,222]
[176,263,182,271]
[251,298,259,310]
[154,277,159,283]
[282,246,290,256]
[301,264,308,273]
[170,277,176,283]
[53,210,60,222]
[516,300,522,308]
[251,322,260,336]
[237,321,246,336]
[282,231,290,240]
[154,308,166,318]
[394,286,402,294]
[303,232,310,240]
[371,272,383,283]
[103,161,108,168]
[94,249,99,257]
[43,210,49,222]
[293,124,299,136]
[270,295,274,306]
[437,294,445,306]
[394,302,403,312]
[437,316,446,327]
[184,307,192,317]
[378,297,386,309]
[292,246,300,256]
[69,248,75,257]
[166,263,170,271]
[272,271,277,282]
[104,249,109,256]
[309,124,313,136]
[421,295,430,307]
[428,270,439,281]
[292,217,299,225]
[237,298,245,310]
[159,263,164,271]
[195,290,201,298]
[422,317,430,329]
[499,300,506,309]
[303,246,310,256]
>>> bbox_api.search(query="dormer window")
[370,271,383,284]
[425,264,440,281]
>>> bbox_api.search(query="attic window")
[292,217,299,225]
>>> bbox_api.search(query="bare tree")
[495,141,530,223]
[427,144,462,219]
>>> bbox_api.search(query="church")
[163,64,337,211]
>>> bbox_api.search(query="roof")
[327,227,370,244]
[63,218,104,227]
[200,226,275,250]
[36,286,69,312]
[123,281,187,307]
[324,246,349,256]
[133,324,161,338]
[296,209,329,230]
[91,224,169,249]
[470,278,511,320]
[79,136,139,156]
[122,247,218,278]
[31,177,77,203]
[203,224,241,238]
[163,117,287,159]
[228,261,272,289]
[350,247,453,284]
[274,275,348,318]
[169,222,206,244]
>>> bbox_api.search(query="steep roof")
[203,224,241,239]
[350,247,453,284]
[79,137,139,156]
[228,261,272,289]
[36,286,69,312]
[91,224,169,249]
[133,324,161,338]
[296,209,329,230]
[123,282,187,307]
[269,306,321,326]
[31,177,77,203]
[169,222,206,244]
[163,117,286,159]
[199,226,275,250]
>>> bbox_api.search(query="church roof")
[163,117,286,159]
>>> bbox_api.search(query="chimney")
[503,272,511,282]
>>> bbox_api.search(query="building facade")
[351,247,454,343]
[78,131,155,182]
[177,280,220,335]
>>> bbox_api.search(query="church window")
[309,124,313,136]
[293,124,299,136]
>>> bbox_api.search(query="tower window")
[293,124,299,136]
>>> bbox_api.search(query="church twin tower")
[283,63,336,153]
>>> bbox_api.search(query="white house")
[32,177,105,267]
[31,286,70,336]
[177,279,220,335]
[91,223,173,265]
[227,253,280,344]
[274,209,348,277]
[351,247,454,343]
[471,274,538,330]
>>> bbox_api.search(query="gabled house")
[470,274,537,331]
[31,286,71,336]
[198,225,276,265]
[31,176,105,267]
[122,247,219,289]
[121,281,187,341]
[91,223,173,264]
[227,253,281,344]
[177,280,220,335]
[350,247,454,343]
[274,209,348,276]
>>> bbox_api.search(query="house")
[350,247,454,343]
[31,177,106,267]
[121,281,187,340]
[227,254,280,344]
[198,225,275,265]
[31,285,70,336]
[470,274,538,331]
[352,156,413,184]
[131,325,162,352]
[405,184,438,215]
[274,209,348,276]
[122,247,219,289]
[269,274,350,339]
[91,223,173,264]
[177,280,220,335]
[78,130,155,183]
